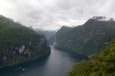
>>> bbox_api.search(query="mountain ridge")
[52,16,115,56]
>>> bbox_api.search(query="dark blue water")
[0,46,88,76]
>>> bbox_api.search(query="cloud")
[0,0,115,30]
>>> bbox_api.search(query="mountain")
[48,35,55,45]
[67,38,115,76]
[34,28,56,40]
[52,16,115,56]
[0,15,51,68]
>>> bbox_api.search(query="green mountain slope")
[67,39,115,76]
[54,16,115,56]
[0,15,51,68]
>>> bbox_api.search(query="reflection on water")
[0,46,88,76]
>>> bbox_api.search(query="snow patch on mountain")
[91,16,115,21]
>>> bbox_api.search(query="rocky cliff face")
[0,15,51,68]
[0,36,50,68]
[53,16,115,56]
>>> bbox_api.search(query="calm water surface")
[0,46,88,76]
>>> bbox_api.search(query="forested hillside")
[0,15,51,68]
[53,16,115,56]
[68,39,115,76]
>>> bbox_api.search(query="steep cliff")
[54,16,115,56]
[0,15,51,68]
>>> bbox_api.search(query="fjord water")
[0,46,87,76]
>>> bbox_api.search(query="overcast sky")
[0,0,115,30]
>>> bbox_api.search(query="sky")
[0,0,115,30]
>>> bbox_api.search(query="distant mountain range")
[28,27,56,40]
[35,29,56,40]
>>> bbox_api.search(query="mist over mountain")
[34,28,56,40]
